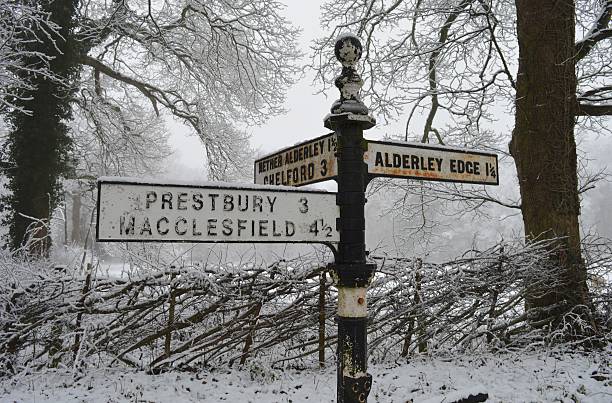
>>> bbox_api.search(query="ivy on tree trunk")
[2,0,80,254]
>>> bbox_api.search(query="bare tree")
[74,0,300,181]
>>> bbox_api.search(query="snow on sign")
[254,133,337,186]
[365,140,499,185]
[96,178,339,243]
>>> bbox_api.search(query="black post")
[324,34,376,403]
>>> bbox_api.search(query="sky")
[163,0,612,260]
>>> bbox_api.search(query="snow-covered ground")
[1,350,610,402]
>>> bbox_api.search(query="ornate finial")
[330,34,369,115]
[334,34,362,68]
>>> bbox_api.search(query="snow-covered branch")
[1,237,609,375]
[73,0,301,180]
[0,2,62,114]
[575,0,612,62]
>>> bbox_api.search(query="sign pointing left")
[96,178,339,243]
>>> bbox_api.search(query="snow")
[97,176,333,193]
[2,350,610,402]
[336,33,360,42]
[367,138,497,156]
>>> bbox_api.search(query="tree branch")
[423,0,474,143]
[575,103,612,116]
[578,85,612,102]
[575,0,612,61]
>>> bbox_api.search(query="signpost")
[97,179,339,244]
[255,35,500,403]
[96,34,501,403]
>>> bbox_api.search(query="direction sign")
[365,140,498,185]
[255,136,498,186]
[96,178,339,243]
[254,133,337,186]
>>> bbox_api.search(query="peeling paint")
[338,287,367,317]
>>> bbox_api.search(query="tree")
[313,0,611,330]
[0,2,61,114]
[2,0,80,254]
[1,0,300,252]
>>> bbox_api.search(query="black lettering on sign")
[176,192,187,210]
[402,155,410,169]
[161,193,173,209]
[320,159,328,176]
[237,219,247,236]
[209,194,219,210]
[267,196,277,213]
[238,195,248,212]
[140,217,152,235]
[259,220,268,236]
[307,162,315,179]
[464,161,471,174]
[291,167,299,184]
[223,195,234,211]
[193,219,202,236]
[426,157,435,171]
[207,219,217,236]
[176,217,187,235]
[286,221,295,236]
[299,197,309,213]
[222,219,233,236]
[120,216,135,235]
[253,195,263,212]
[385,153,393,167]
[375,152,384,167]
[157,217,169,235]
[393,154,401,168]
[146,191,157,209]
[192,193,204,210]
[272,220,282,237]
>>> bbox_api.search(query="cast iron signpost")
[97,34,500,403]
[323,34,376,403]
[255,34,499,403]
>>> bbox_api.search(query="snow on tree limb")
[0,2,61,114]
[574,0,612,62]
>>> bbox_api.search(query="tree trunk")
[3,0,80,254]
[510,0,589,323]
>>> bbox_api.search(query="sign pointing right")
[254,135,498,186]
[365,140,498,185]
